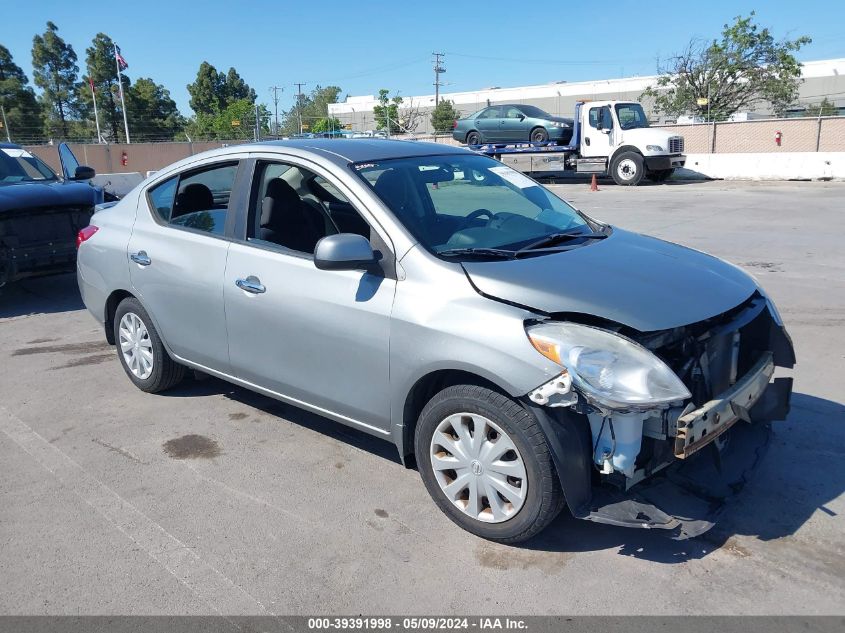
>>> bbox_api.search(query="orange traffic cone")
[590,174,599,192]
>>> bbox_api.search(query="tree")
[80,33,129,141]
[279,85,342,135]
[643,13,811,120]
[187,62,257,116]
[398,97,423,134]
[0,45,44,142]
[311,117,343,134]
[430,99,459,133]
[31,21,80,137]
[373,89,402,134]
[800,97,838,118]
[127,78,184,140]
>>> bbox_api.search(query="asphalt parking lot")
[1,180,843,615]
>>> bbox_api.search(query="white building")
[328,58,845,135]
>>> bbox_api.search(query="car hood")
[0,180,101,213]
[461,229,757,332]
[618,127,677,147]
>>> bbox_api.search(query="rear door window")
[147,162,238,236]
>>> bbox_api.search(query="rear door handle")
[130,251,151,266]
[235,275,266,294]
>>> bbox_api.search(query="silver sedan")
[77,139,794,542]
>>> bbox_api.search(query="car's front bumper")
[645,154,686,170]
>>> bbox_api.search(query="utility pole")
[293,82,307,134]
[432,52,445,105]
[269,86,283,137]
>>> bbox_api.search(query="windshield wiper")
[438,247,516,259]
[517,230,608,253]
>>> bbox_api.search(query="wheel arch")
[104,289,135,345]
[399,368,513,467]
[609,145,644,162]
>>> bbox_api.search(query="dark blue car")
[0,142,103,288]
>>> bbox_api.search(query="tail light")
[76,225,99,249]
[452,120,457,129]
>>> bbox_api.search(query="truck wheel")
[415,384,564,543]
[530,127,549,143]
[114,297,185,393]
[466,131,482,145]
[610,151,645,186]
[647,168,674,183]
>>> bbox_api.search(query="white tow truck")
[472,100,686,185]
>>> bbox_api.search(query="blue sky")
[3,0,844,116]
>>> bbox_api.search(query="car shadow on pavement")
[520,391,845,563]
[0,273,84,319]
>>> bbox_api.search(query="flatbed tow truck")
[469,100,686,185]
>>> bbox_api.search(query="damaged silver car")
[77,139,794,543]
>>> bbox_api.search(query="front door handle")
[235,275,266,294]
[130,251,151,266]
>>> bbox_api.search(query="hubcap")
[430,413,527,523]
[617,158,638,180]
[118,312,154,380]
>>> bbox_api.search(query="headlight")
[550,121,570,128]
[526,322,691,410]
[646,144,664,152]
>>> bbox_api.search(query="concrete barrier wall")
[678,152,844,180]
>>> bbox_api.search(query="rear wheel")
[466,131,482,146]
[415,385,563,543]
[610,151,645,186]
[530,127,549,143]
[114,297,185,393]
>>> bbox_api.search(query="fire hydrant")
[121,151,128,166]
[775,131,782,147]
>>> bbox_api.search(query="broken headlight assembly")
[526,322,691,410]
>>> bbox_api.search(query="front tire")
[415,385,563,543]
[610,151,645,186]
[114,297,185,393]
[530,127,549,143]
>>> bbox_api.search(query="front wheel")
[415,385,563,543]
[114,297,185,393]
[530,127,549,143]
[610,151,645,186]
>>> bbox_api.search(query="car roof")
[0,142,23,150]
[242,138,471,163]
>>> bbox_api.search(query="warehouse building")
[328,58,845,135]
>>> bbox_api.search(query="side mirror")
[517,114,525,121]
[314,233,378,272]
[74,165,96,180]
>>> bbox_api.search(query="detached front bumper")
[645,154,686,170]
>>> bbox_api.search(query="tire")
[610,151,645,186]
[465,131,482,146]
[113,297,185,393]
[415,385,563,543]
[530,127,549,143]
[647,168,674,183]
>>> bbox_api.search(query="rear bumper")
[645,154,686,171]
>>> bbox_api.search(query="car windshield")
[614,103,650,130]
[355,154,594,257]
[0,147,59,184]
[518,105,551,118]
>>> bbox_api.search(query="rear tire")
[530,127,549,143]
[610,151,645,186]
[466,131,482,146]
[415,385,563,543]
[114,297,185,393]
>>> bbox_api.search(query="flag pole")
[113,42,131,143]
[89,77,103,143]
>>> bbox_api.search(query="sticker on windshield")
[489,165,537,189]
[1,148,35,159]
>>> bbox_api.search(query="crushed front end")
[525,292,795,538]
